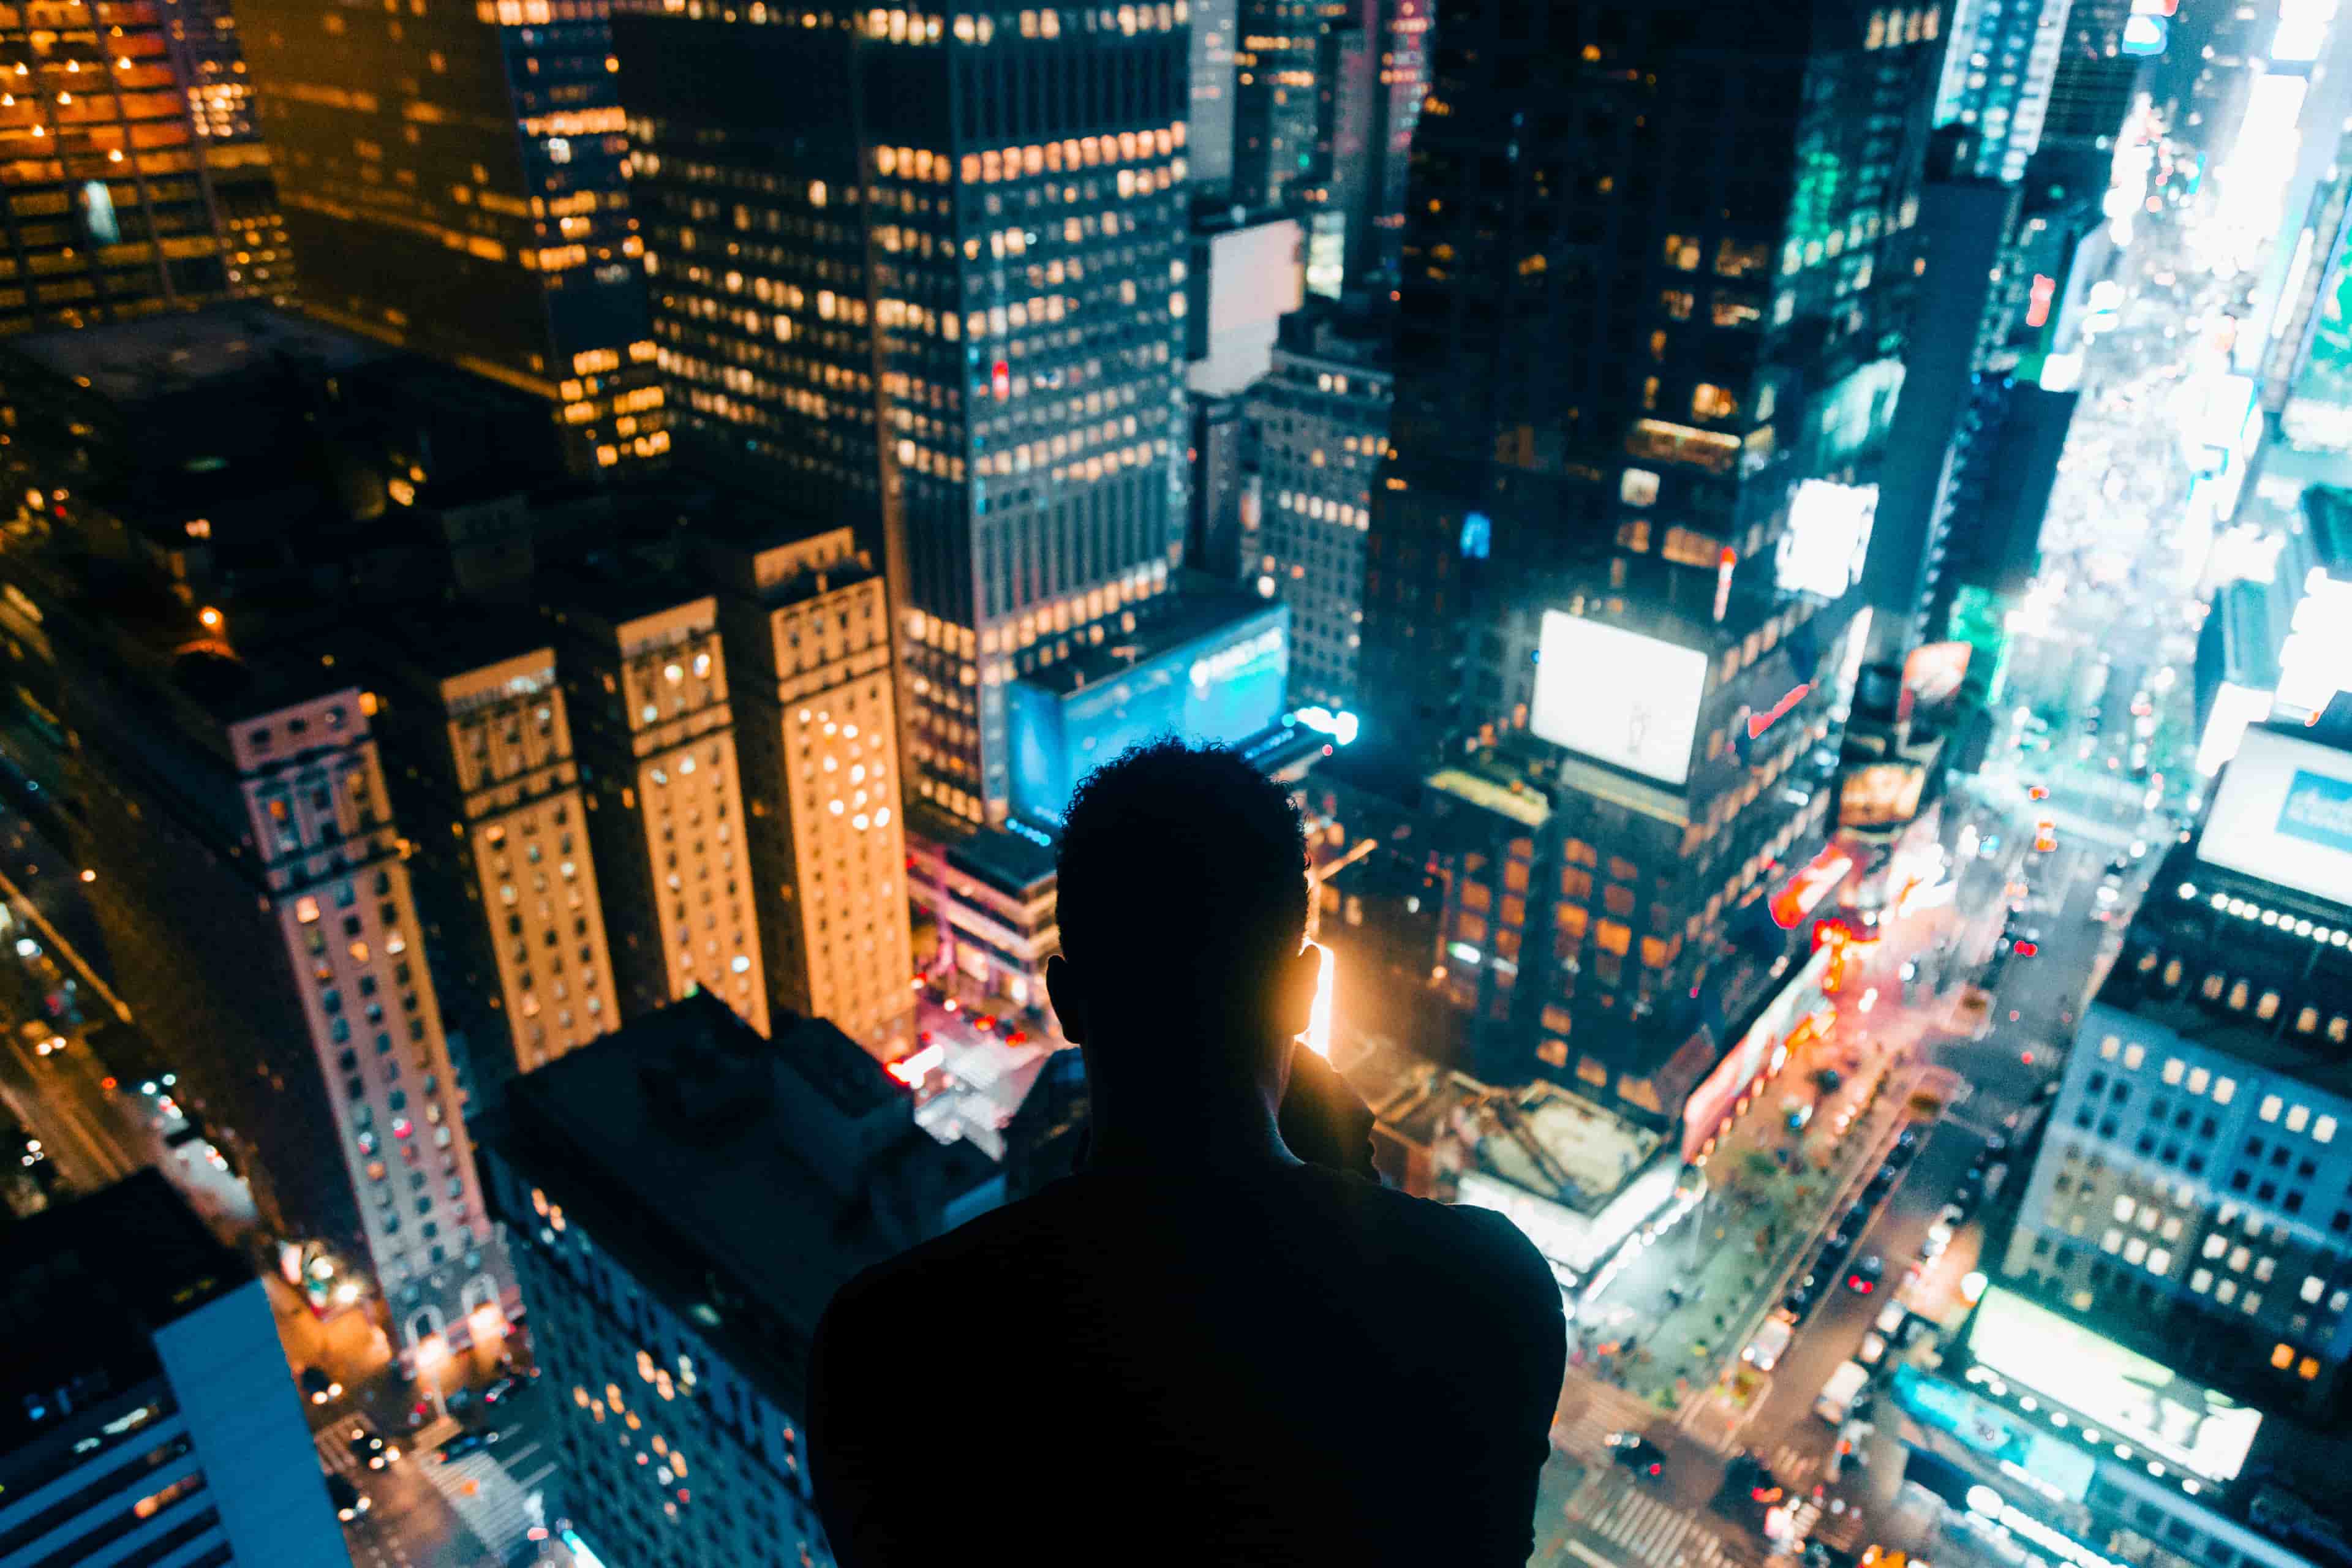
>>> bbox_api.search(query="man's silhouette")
[807,739,1567,1566]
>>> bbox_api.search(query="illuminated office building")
[609,3,1190,830]
[1233,0,1427,295]
[372,631,620,1107]
[172,0,294,301]
[545,575,769,1036]
[1934,0,2071,181]
[0,0,243,333]
[235,0,665,473]
[1354,0,1941,1095]
[1248,300,1389,709]
[700,519,917,1057]
[1189,0,1238,194]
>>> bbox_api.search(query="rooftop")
[1014,577,1282,699]
[0,1170,250,1449]
[483,994,997,1411]
[943,818,1061,895]
[4,304,390,404]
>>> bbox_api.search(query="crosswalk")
[1567,1472,1740,1568]
[1763,1440,1822,1491]
[1553,1376,1666,1461]
[416,1438,547,1560]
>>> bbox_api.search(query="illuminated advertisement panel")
[1902,641,1971,710]
[1530,611,1709,786]
[1969,1288,2263,1483]
[2199,725,2352,903]
[1840,763,1928,829]
[1891,1366,2097,1501]
[1776,480,1879,600]
[1681,944,1833,1161]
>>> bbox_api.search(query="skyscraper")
[1189,0,1241,195]
[1936,0,2074,181]
[474,992,1001,1568]
[1357,0,1941,1094]
[609,3,1193,830]
[1,1172,352,1567]
[699,518,918,1056]
[1232,0,1334,214]
[371,629,622,1106]
[544,574,769,1035]
[0,0,243,333]
[172,0,295,301]
[236,0,666,473]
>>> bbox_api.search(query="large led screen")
[2197,725,2352,905]
[1776,480,1878,600]
[1530,611,1709,786]
[1970,1288,2262,1484]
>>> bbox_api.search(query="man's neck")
[1080,1087,1300,1177]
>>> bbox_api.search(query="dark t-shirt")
[806,1161,1567,1567]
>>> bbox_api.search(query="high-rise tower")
[609,4,1191,831]
[236,0,666,474]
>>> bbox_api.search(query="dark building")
[173,0,295,304]
[2038,0,2145,160]
[609,3,1192,833]
[0,1172,350,1566]
[236,0,665,475]
[1232,0,1427,296]
[1187,387,1254,578]
[475,992,1000,1567]
[1356,0,1941,1093]
[1863,127,2021,658]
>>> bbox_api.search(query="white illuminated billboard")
[1970,1288,2262,1484]
[1776,480,1878,600]
[1531,612,1708,787]
[2198,726,2352,905]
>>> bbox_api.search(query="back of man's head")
[1054,738,1309,1053]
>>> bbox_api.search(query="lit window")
[2215,1077,2237,1105]
[2316,1115,2337,1144]
[2272,1342,2295,1370]
[2260,1095,2283,1123]
[2122,1043,2146,1069]
[2286,1105,2310,1133]
[2162,1058,2184,1085]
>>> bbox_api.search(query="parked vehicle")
[325,1472,369,1523]
[1608,1431,1667,1479]
[1814,1360,1871,1425]
[1743,1314,1796,1372]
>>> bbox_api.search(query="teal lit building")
[1008,588,1290,823]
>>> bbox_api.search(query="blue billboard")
[1008,595,1289,822]
[1891,1365,2095,1502]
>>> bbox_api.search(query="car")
[325,1472,369,1523]
[1784,1278,1820,1316]
[1842,1202,1873,1233]
[436,1428,503,1463]
[1607,1431,1667,1479]
[300,1365,343,1405]
[1866,1163,1900,1197]
[1874,1299,1909,1336]
[347,1425,399,1470]
[1856,1330,1890,1367]
[1920,1220,1954,1261]
[1845,1254,1885,1294]
[1938,1202,1967,1229]
[1743,1314,1796,1371]
[1825,1220,1860,1251]
[481,1374,521,1406]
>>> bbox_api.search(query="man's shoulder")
[821,1180,1092,1325]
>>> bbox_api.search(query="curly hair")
[1054,737,1309,998]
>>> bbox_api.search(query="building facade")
[374,631,620,1107]
[475,993,1000,1568]
[1935,0,2073,181]
[546,578,769,1036]
[1353,0,1934,1090]
[0,0,247,334]
[2001,736,2352,1411]
[236,0,665,473]
[703,521,917,1057]
[609,2,1192,831]
[1247,300,1390,709]
[0,1173,350,1567]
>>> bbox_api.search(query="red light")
[2015,941,2038,957]
[100,1075,117,1090]
[991,360,1011,400]
[2027,784,2048,800]
[2021,1050,2036,1065]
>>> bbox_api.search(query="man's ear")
[1044,952,1086,1046]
